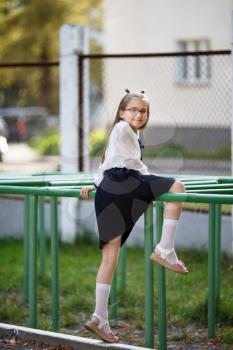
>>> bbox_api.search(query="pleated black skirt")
[94,167,175,249]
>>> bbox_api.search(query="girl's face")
[119,98,149,132]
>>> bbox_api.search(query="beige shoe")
[150,245,189,275]
[85,314,119,343]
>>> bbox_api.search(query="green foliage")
[0,0,103,112]
[89,128,107,156]
[29,126,60,155]
[219,327,233,344]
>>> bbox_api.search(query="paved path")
[0,143,231,176]
[0,143,59,174]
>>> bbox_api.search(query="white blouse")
[94,120,151,187]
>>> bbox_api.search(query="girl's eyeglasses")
[125,107,148,116]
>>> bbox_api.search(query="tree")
[0,0,102,112]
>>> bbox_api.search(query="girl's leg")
[91,235,122,334]
[156,180,186,266]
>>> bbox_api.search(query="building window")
[176,40,210,85]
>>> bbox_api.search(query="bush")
[28,126,60,156]
[89,128,107,156]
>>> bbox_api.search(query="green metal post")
[144,202,154,348]
[156,202,167,350]
[208,203,215,338]
[51,197,59,331]
[23,195,30,304]
[110,271,117,318]
[214,204,221,305]
[28,195,38,328]
[39,196,46,276]
[119,244,127,291]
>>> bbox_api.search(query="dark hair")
[100,91,150,163]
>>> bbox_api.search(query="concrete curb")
[0,323,151,350]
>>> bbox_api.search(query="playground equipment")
[0,173,232,349]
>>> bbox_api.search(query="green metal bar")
[51,197,59,331]
[144,203,154,349]
[23,195,30,304]
[28,195,38,328]
[214,204,221,305]
[156,202,167,350]
[2,185,233,205]
[39,196,46,276]
[208,203,215,338]
[186,184,233,190]
[217,177,233,183]
[0,184,233,204]
[186,189,233,194]
[184,181,218,186]
[110,271,117,319]
[119,244,127,291]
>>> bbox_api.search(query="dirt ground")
[0,330,233,350]
[0,335,73,350]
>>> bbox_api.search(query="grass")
[0,236,233,347]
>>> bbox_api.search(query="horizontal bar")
[80,50,230,59]
[217,177,233,184]
[0,61,59,68]
[1,185,233,204]
[184,181,219,187]
[186,189,233,194]
[186,184,233,190]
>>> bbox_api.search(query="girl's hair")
[100,90,150,164]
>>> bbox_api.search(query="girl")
[80,90,188,343]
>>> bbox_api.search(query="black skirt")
[94,167,175,249]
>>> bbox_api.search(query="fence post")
[28,195,38,328]
[110,271,117,318]
[208,203,216,338]
[119,244,127,291]
[23,195,30,304]
[51,197,59,331]
[144,202,154,348]
[38,196,46,276]
[214,204,221,305]
[156,201,167,350]
[59,24,89,242]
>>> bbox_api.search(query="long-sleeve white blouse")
[94,120,151,187]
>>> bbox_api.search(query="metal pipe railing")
[0,174,231,349]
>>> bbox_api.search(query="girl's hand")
[80,185,96,199]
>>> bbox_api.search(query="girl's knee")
[102,254,119,269]
[102,240,121,266]
[169,180,185,194]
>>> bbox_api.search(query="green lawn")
[0,237,232,348]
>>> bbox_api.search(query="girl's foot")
[85,314,119,343]
[150,244,189,274]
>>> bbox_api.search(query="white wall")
[102,0,232,129]
[104,0,232,52]
[0,198,232,255]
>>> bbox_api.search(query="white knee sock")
[156,218,179,264]
[93,283,111,333]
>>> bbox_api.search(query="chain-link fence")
[85,51,231,176]
[0,51,231,176]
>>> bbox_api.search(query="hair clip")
[125,88,130,93]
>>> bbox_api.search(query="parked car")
[0,116,9,162]
[0,107,48,142]
[2,115,26,142]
